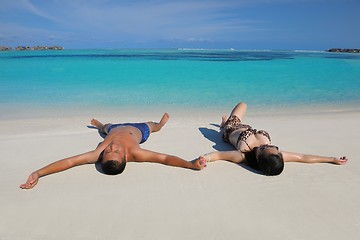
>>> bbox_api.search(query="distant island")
[0,46,64,51]
[1,46,359,53]
[326,48,360,53]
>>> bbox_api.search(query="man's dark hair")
[101,159,126,175]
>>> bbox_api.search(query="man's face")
[102,142,126,163]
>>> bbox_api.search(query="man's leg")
[146,112,170,133]
[91,119,112,134]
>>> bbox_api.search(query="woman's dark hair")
[258,153,284,176]
[101,159,126,175]
[245,147,284,176]
[244,150,260,170]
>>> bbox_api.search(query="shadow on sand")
[87,126,107,174]
[198,124,262,175]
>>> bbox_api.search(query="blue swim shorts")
[107,123,150,144]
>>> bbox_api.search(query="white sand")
[0,109,359,240]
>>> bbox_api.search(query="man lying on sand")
[20,113,206,189]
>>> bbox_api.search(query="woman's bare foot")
[220,115,227,128]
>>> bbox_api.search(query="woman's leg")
[146,112,170,133]
[230,102,248,119]
[221,102,248,126]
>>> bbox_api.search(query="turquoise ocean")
[1,49,360,118]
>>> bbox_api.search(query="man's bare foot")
[91,118,104,130]
[159,112,170,127]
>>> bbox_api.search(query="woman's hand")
[20,172,40,189]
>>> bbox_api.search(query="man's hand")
[20,172,40,189]
[191,158,207,170]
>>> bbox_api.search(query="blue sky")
[0,0,359,50]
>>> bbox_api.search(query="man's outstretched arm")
[20,151,99,189]
[134,149,206,170]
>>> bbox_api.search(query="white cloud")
[1,0,357,48]
[0,0,276,47]
[46,0,260,40]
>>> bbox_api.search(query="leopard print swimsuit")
[222,115,271,151]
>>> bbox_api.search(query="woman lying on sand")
[199,102,348,175]
[20,113,205,189]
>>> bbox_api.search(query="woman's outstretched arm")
[281,151,348,165]
[200,150,246,164]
